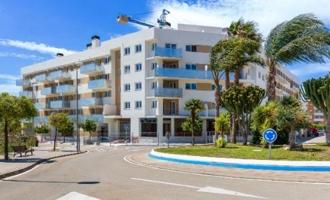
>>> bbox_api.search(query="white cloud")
[0,51,44,60]
[144,0,330,35]
[289,64,330,77]
[0,73,21,96]
[0,39,76,56]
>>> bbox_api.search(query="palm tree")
[183,99,204,146]
[265,14,330,101]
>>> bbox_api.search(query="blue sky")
[0,0,329,95]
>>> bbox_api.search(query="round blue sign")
[263,128,277,144]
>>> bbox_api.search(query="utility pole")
[75,68,80,153]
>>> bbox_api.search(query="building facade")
[18,24,300,143]
[305,101,326,125]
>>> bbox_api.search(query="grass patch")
[156,144,330,161]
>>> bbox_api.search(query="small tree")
[81,119,97,142]
[0,93,37,160]
[302,76,330,145]
[58,121,74,143]
[215,112,230,147]
[182,99,204,146]
[34,124,50,134]
[49,113,70,151]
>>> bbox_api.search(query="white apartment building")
[18,24,299,143]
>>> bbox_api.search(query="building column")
[130,117,140,139]
[156,99,163,116]
[170,118,175,137]
[157,116,163,145]
[202,119,207,143]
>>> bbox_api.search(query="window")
[124,102,130,109]
[151,43,157,51]
[104,91,111,97]
[152,101,157,109]
[185,83,197,90]
[185,64,197,70]
[124,47,130,55]
[135,44,142,53]
[186,45,197,52]
[135,82,142,90]
[211,84,216,90]
[124,65,130,73]
[151,63,157,70]
[135,101,142,109]
[135,63,142,71]
[104,56,111,64]
[165,43,177,49]
[151,82,157,89]
[124,84,130,91]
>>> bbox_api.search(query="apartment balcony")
[57,84,75,94]
[152,87,182,98]
[152,68,212,80]
[16,79,32,87]
[47,70,71,81]
[35,74,47,83]
[88,79,111,90]
[79,98,103,107]
[41,87,57,96]
[69,114,104,122]
[34,116,48,124]
[163,108,178,115]
[34,102,46,109]
[19,91,33,98]
[152,47,182,59]
[49,100,70,109]
[80,63,104,75]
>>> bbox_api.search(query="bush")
[216,138,227,148]
[251,131,261,144]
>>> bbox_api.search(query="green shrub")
[216,138,227,148]
[251,131,261,144]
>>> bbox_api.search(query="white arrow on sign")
[131,178,266,199]
[56,191,99,200]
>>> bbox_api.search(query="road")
[0,145,329,200]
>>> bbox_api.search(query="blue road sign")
[263,128,278,144]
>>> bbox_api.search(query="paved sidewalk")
[0,143,81,178]
[127,149,330,183]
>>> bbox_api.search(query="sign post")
[262,128,278,159]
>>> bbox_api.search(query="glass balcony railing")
[41,87,57,95]
[17,79,32,87]
[19,91,33,98]
[153,87,183,98]
[35,74,47,82]
[47,71,71,81]
[153,47,182,58]
[57,84,75,94]
[79,98,103,107]
[69,114,103,122]
[34,116,48,124]
[154,67,212,80]
[34,102,46,109]
[80,63,104,74]
[88,79,110,90]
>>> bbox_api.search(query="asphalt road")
[0,145,329,200]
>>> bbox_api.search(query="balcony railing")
[79,98,103,107]
[153,47,182,58]
[49,100,70,109]
[153,67,212,80]
[153,87,182,98]
[19,91,33,98]
[16,79,32,87]
[57,84,75,94]
[88,79,110,90]
[34,102,46,109]
[103,104,118,115]
[69,114,104,122]
[47,71,71,81]
[41,87,57,96]
[80,63,104,74]
[34,116,48,124]
[35,74,47,82]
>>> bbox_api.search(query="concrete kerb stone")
[0,151,87,180]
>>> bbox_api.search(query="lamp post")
[75,62,82,153]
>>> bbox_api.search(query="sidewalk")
[127,149,330,183]
[0,143,82,179]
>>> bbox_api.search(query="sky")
[0,0,329,95]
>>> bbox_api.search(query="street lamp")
[75,62,82,153]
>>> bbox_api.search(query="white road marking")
[131,177,266,199]
[123,154,330,186]
[56,191,99,200]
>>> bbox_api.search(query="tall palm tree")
[265,14,330,101]
[183,99,204,146]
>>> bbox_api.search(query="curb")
[0,151,87,180]
[150,149,330,172]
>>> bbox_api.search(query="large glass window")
[140,118,157,137]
